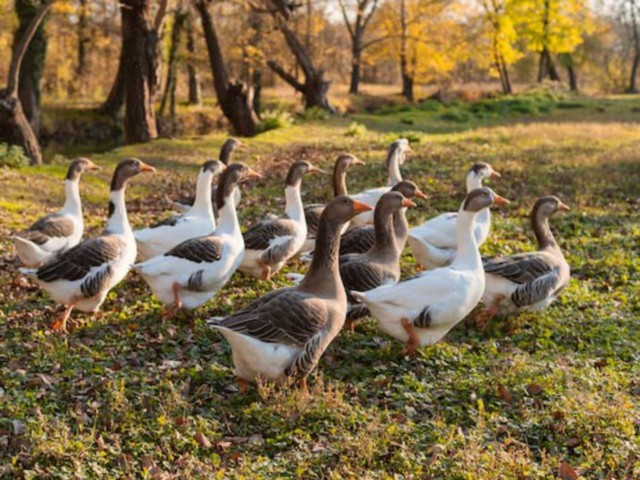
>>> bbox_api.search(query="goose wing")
[340,258,393,301]
[243,218,297,251]
[165,236,223,263]
[18,213,75,245]
[304,204,324,238]
[339,226,375,255]
[483,251,558,284]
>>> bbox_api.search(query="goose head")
[333,154,365,196]
[216,163,261,207]
[377,191,416,216]
[466,162,500,191]
[532,196,570,218]
[322,195,372,227]
[391,180,427,200]
[219,138,244,165]
[200,159,225,180]
[462,187,510,213]
[66,158,100,181]
[285,161,325,187]
[110,158,156,191]
[386,138,412,184]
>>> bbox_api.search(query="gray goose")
[339,180,427,256]
[170,138,243,213]
[20,159,156,332]
[339,191,416,330]
[240,161,322,280]
[12,158,100,267]
[301,154,365,252]
[207,196,372,391]
[478,196,571,328]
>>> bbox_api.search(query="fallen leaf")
[96,435,106,451]
[12,420,26,435]
[195,432,212,448]
[160,360,182,370]
[527,384,543,396]
[559,461,578,480]
[497,384,513,403]
[174,416,186,426]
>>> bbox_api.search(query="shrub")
[344,122,367,137]
[259,110,294,132]
[297,107,330,122]
[0,144,30,168]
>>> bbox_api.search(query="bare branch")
[267,60,305,92]
[337,0,355,40]
[362,0,379,31]
[154,0,170,33]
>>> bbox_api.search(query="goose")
[207,196,372,391]
[407,162,500,270]
[351,188,509,355]
[301,154,365,252]
[12,158,100,267]
[339,180,427,256]
[134,160,223,260]
[340,191,416,330]
[240,161,323,280]
[170,138,243,213]
[133,164,262,318]
[477,196,570,328]
[349,138,412,227]
[20,159,156,332]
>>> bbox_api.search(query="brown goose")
[301,154,365,252]
[12,158,100,267]
[170,138,244,213]
[339,180,427,256]
[339,191,416,330]
[207,196,372,391]
[20,159,156,332]
[478,196,570,328]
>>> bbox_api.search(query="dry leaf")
[527,383,543,396]
[497,384,513,403]
[559,460,578,480]
[195,432,212,448]
[96,435,106,451]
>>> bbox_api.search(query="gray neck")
[451,209,482,270]
[532,209,557,250]
[370,208,399,258]
[333,166,348,197]
[392,208,409,249]
[299,219,343,297]
[61,179,82,214]
[104,189,131,235]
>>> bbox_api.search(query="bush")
[259,110,294,132]
[344,122,367,137]
[297,107,330,122]
[0,144,30,168]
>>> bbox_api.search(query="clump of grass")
[0,143,30,168]
[259,110,294,132]
[345,121,367,137]
[297,106,330,122]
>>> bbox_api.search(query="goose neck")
[451,209,482,270]
[532,209,558,250]
[215,188,240,236]
[285,184,305,224]
[104,188,131,236]
[299,219,343,296]
[465,174,483,193]
[392,208,409,248]
[190,172,215,220]
[387,149,404,185]
[370,208,398,257]
[333,166,348,197]
[62,179,82,214]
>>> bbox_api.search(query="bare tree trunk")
[121,0,164,144]
[185,13,202,106]
[500,57,512,94]
[0,1,53,165]
[99,47,126,115]
[350,47,361,94]
[159,10,186,118]
[12,0,48,134]
[630,53,640,93]
[399,0,413,102]
[248,11,263,116]
[195,0,259,136]
[77,0,89,77]
[629,0,640,93]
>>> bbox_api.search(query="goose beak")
[352,200,373,214]
[309,166,327,175]
[402,198,417,208]
[558,202,570,211]
[492,194,510,206]
[88,161,101,171]
[414,189,428,199]
[246,168,262,180]
[236,141,247,150]
[139,162,157,173]
[353,158,366,166]
[490,170,501,179]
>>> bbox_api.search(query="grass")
[1,94,640,478]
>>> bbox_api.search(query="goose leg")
[261,264,272,281]
[476,295,504,330]
[400,317,419,356]
[162,282,183,320]
[237,377,251,394]
[51,304,75,333]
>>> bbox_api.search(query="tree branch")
[337,0,355,41]
[154,0,170,33]
[361,0,379,31]
[7,0,54,96]
[267,60,305,92]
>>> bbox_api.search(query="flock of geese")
[11,138,571,390]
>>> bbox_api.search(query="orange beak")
[87,160,101,171]
[309,165,328,175]
[402,198,417,208]
[490,170,501,179]
[352,200,373,214]
[353,158,366,166]
[558,202,570,211]
[414,189,428,199]
[246,168,262,180]
[139,162,156,173]
[492,194,510,206]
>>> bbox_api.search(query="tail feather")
[12,236,50,267]
[350,290,367,304]
[347,303,370,322]
[206,316,225,327]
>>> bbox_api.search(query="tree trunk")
[77,0,89,77]
[252,69,262,116]
[99,47,126,115]
[1,1,53,165]
[399,0,413,102]
[629,0,640,93]
[501,59,512,94]
[185,14,202,106]
[349,46,361,95]
[159,10,186,118]
[630,52,640,94]
[401,71,414,102]
[546,51,560,81]
[195,0,259,136]
[13,0,48,134]
[121,0,160,144]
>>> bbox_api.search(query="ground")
[1,91,639,479]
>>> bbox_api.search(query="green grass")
[1,95,640,478]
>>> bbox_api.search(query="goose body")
[349,139,411,227]
[21,159,156,332]
[408,163,500,269]
[135,161,222,260]
[240,161,321,280]
[352,188,509,353]
[12,158,100,267]
[171,138,243,213]
[479,196,570,326]
[134,164,261,316]
[208,196,372,387]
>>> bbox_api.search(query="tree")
[159,8,187,119]
[185,12,202,106]
[337,0,381,94]
[76,0,89,77]
[623,0,640,92]
[121,0,167,144]
[194,0,259,136]
[0,0,54,165]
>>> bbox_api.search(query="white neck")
[387,150,404,185]
[104,189,131,236]
[188,171,216,225]
[215,188,241,236]
[61,179,82,214]
[465,173,490,229]
[284,184,305,224]
[451,209,482,270]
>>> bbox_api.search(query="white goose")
[349,138,412,227]
[478,196,570,328]
[134,160,223,260]
[351,188,509,354]
[12,158,100,267]
[21,159,156,332]
[408,162,500,269]
[240,161,322,280]
[133,164,261,318]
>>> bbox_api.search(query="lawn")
[1,93,639,479]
